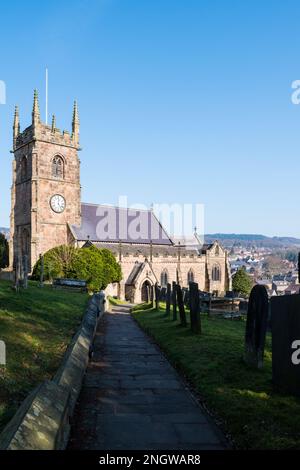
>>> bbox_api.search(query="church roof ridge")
[81,202,154,213]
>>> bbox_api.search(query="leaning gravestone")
[189,282,201,334]
[271,294,300,396]
[244,284,269,369]
[172,281,177,321]
[39,254,44,288]
[166,283,171,317]
[176,284,187,327]
[155,283,160,311]
[160,287,167,302]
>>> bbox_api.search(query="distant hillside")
[205,233,300,249]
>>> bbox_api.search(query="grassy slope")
[132,306,300,450]
[0,280,88,433]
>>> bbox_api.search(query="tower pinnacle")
[51,114,56,132]
[32,89,40,126]
[13,105,20,149]
[72,100,79,146]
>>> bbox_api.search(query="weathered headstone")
[271,294,300,396]
[39,254,44,288]
[155,283,160,311]
[208,293,212,316]
[22,254,28,289]
[244,284,269,369]
[172,281,177,321]
[184,288,190,307]
[176,284,187,327]
[14,255,22,291]
[160,287,167,302]
[166,283,171,317]
[189,282,201,334]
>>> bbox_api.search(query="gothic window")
[212,264,221,282]
[187,269,194,284]
[52,155,64,179]
[215,245,220,256]
[20,156,28,181]
[161,269,168,287]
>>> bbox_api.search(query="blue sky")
[0,0,300,236]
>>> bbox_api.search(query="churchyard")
[0,280,88,433]
[132,291,300,450]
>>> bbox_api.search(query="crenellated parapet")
[13,90,80,151]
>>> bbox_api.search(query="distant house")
[285,284,300,295]
[256,279,272,290]
[272,280,289,295]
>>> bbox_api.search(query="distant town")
[206,233,300,297]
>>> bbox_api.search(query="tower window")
[20,156,28,181]
[212,264,221,281]
[52,156,64,179]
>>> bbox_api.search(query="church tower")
[9,91,81,270]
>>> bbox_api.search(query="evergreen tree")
[232,267,253,297]
[0,233,9,268]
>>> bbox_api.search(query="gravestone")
[155,283,160,310]
[172,281,177,321]
[176,284,187,327]
[244,284,269,368]
[166,283,171,317]
[39,254,44,288]
[189,282,201,334]
[14,255,23,291]
[271,294,300,396]
[22,255,28,289]
[160,287,167,302]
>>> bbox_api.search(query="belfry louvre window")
[20,156,28,181]
[52,156,64,179]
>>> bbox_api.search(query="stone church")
[9,91,231,302]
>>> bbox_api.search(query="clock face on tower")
[50,194,66,213]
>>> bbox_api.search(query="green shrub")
[0,233,9,268]
[32,244,122,292]
[232,267,253,297]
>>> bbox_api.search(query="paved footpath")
[68,306,228,450]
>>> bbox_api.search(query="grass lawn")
[108,296,130,306]
[132,305,300,450]
[0,280,88,433]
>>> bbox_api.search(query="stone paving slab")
[68,307,228,450]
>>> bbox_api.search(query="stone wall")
[0,292,105,450]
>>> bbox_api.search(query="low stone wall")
[0,269,14,281]
[0,292,106,450]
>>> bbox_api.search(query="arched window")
[187,269,194,284]
[212,264,221,281]
[161,269,168,287]
[52,156,64,179]
[215,245,220,256]
[20,156,28,181]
